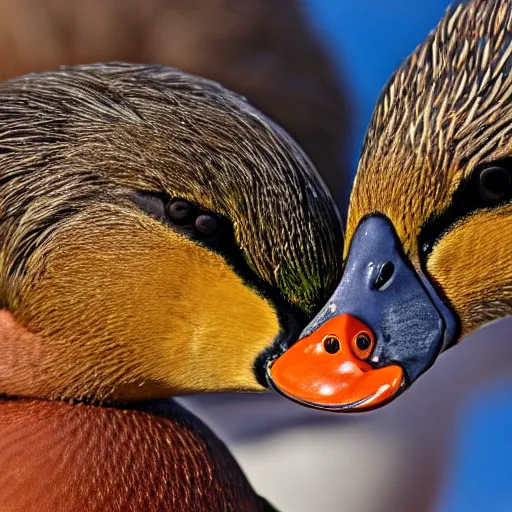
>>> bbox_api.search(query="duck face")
[267,0,512,411]
[0,64,343,403]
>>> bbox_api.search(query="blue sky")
[304,1,512,510]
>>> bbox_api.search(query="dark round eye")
[168,199,194,223]
[323,336,340,354]
[478,166,511,203]
[195,214,218,236]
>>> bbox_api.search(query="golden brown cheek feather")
[427,205,512,336]
[3,205,279,401]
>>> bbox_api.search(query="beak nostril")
[323,336,340,354]
[351,332,374,360]
[372,261,395,290]
[355,334,371,352]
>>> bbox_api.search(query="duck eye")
[195,214,219,236]
[168,199,195,224]
[478,166,511,203]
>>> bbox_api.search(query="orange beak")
[267,314,404,411]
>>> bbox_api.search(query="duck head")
[268,0,512,411]
[0,63,343,403]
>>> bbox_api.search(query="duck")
[0,62,344,511]
[267,0,512,412]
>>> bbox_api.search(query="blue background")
[304,1,512,511]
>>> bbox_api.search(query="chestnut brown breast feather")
[0,399,272,512]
